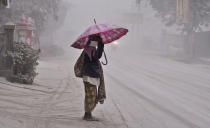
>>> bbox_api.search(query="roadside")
[0,55,127,128]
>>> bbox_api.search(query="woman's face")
[89,41,98,47]
[91,36,98,41]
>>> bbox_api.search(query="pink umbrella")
[71,23,128,49]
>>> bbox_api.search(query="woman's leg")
[83,82,97,119]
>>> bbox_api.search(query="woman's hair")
[86,34,102,47]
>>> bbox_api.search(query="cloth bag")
[74,51,85,78]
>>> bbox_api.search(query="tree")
[148,0,210,32]
[138,0,210,57]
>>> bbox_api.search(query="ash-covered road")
[0,53,210,128]
[105,53,210,128]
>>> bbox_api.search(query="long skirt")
[84,82,97,112]
[83,67,106,113]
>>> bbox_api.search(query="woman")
[81,34,106,121]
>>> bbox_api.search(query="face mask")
[89,41,98,47]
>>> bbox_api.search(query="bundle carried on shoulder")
[74,51,85,78]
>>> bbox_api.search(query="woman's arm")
[93,41,104,60]
[97,42,104,59]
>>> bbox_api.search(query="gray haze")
[0,0,210,128]
[55,0,165,56]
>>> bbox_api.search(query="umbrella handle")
[102,50,108,65]
[94,19,97,24]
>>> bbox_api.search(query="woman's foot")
[83,112,91,120]
[83,112,99,121]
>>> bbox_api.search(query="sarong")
[84,82,97,112]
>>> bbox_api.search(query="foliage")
[8,42,39,84]
[138,0,210,32]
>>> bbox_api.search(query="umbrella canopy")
[71,24,128,49]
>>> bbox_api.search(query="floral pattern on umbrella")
[71,24,128,49]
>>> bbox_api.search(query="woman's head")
[89,34,101,41]
[86,34,102,47]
